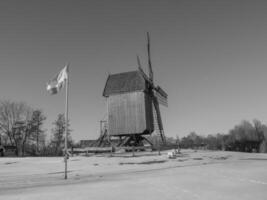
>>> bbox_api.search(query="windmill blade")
[137,55,148,80]
[138,66,150,83]
[154,86,168,107]
[137,55,142,69]
[137,55,155,87]
[147,32,154,82]
[155,86,167,98]
[152,96,166,144]
[154,91,168,107]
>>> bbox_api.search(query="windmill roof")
[103,70,147,97]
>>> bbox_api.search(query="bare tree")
[0,100,33,156]
[253,119,265,141]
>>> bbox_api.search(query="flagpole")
[64,65,69,180]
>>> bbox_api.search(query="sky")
[1,0,267,141]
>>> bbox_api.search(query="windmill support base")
[94,127,154,152]
[116,134,153,152]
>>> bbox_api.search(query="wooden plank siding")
[108,91,154,136]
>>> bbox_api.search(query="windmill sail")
[154,86,168,107]
[135,33,167,145]
[152,96,166,144]
[137,55,142,69]
[147,32,153,82]
[137,55,154,86]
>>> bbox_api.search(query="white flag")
[46,66,68,95]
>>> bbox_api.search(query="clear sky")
[1,0,267,141]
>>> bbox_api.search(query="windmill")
[100,33,168,149]
[137,32,168,144]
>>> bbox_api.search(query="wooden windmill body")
[102,33,168,147]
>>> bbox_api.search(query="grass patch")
[119,160,166,165]
[241,158,267,161]
[193,158,203,160]
[211,156,230,160]
[4,161,17,165]
[177,159,188,162]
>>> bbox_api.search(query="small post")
[158,133,161,156]
[108,135,113,157]
[132,135,137,157]
[132,145,135,157]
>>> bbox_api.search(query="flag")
[46,66,68,95]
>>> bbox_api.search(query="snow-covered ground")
[0,150,267,200]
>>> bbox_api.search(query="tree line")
[2,100,267,156]
[0,100,74,156]
[178,119,267,153]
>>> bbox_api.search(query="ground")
[0,150,266,200]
